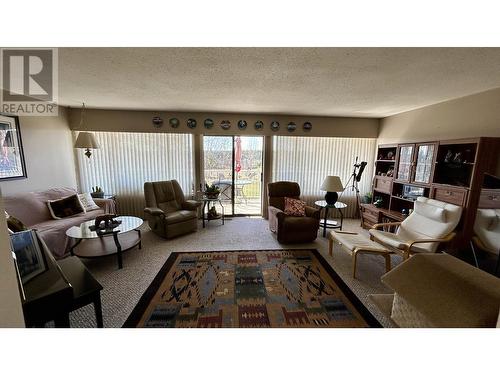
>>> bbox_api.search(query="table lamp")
[320,176,344,205]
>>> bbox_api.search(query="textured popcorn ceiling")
[58,48,500,117]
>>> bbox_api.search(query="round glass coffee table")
[66,216,143,269]
[314,200,347,238]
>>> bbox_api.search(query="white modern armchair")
[471,208,500,275]
[369,197,463,260]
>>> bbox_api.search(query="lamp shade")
[74,132,99,149]
[320,176,344,192]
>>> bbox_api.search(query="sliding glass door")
[203,135,263,216]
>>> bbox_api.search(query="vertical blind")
[272,136,376,218]
[75,131,194,217]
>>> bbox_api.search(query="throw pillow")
[284,197,306,217]
[47,194,85,219]
[78,192,100,211]
[5,211,28,232]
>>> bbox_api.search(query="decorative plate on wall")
[220,120,231,130]
[187,118,197,129]
[303,121,312,131]
[152,116,163,128]
[287,122,297,132]
[169,118,180,128]
[254,120,263,130]
[237,120,247,130]
[204,118,214,129]
[270,121,280,131]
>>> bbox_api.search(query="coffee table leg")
[113,232,123,269]
[94,292,104,328]
[134,228,142,249]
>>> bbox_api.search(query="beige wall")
[0,108,78,195]
[378,87,500,144]
[68,108,380,138]
[0,188,24,327]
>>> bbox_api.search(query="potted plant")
[204,183,220,199]
[91,186,105,198]
[361,192,372,204]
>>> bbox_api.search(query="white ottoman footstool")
[328,230,394,279]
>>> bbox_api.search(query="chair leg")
[352,249,359,279]
[470,241,479,268]
[384,254,392,273]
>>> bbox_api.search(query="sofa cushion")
[165,210,197,224]
[47,194,85,219]
[3,192,52,226]
[284,197,306,217]
[78,192,100,211]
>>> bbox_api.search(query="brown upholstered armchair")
[267,181,320,244]
[144,180,201,239]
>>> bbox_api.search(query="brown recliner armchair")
[144,180,201,239]
[267,181,320,244]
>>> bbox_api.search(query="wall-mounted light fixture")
[74,103,99,158]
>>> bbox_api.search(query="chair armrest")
[305,206,320,219]
[144,207,165,217]
[182,200,201,210]
[371,222,402,230]
[268,206,283,216]
[406,232,456,251]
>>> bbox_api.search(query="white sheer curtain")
[272,136,376,218]
[75,131,194,217]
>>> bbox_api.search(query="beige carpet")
[69,217,400,328]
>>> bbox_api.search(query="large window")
[75,131,194,217]
[272,136,376,218]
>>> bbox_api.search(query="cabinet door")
[396,144,414,182]
[413,143,436,184]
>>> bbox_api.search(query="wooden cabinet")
[431,185,468,207]
[373,176,392,194]
[360,203,380,229]
[478,188,500,209]
[363,137,500,253]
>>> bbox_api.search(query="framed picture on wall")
[0,113,27,180]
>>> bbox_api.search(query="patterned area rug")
[123,249,381,328]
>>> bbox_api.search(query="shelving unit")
[360,137,500,253]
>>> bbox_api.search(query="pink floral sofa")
[3,187,116,258]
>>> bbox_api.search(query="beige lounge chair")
[369,197,462,260]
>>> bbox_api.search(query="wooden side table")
[57,256,104,328]
[21,234,104,328]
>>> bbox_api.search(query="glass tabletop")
[314,200,347,209]
[66,216,143,239]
